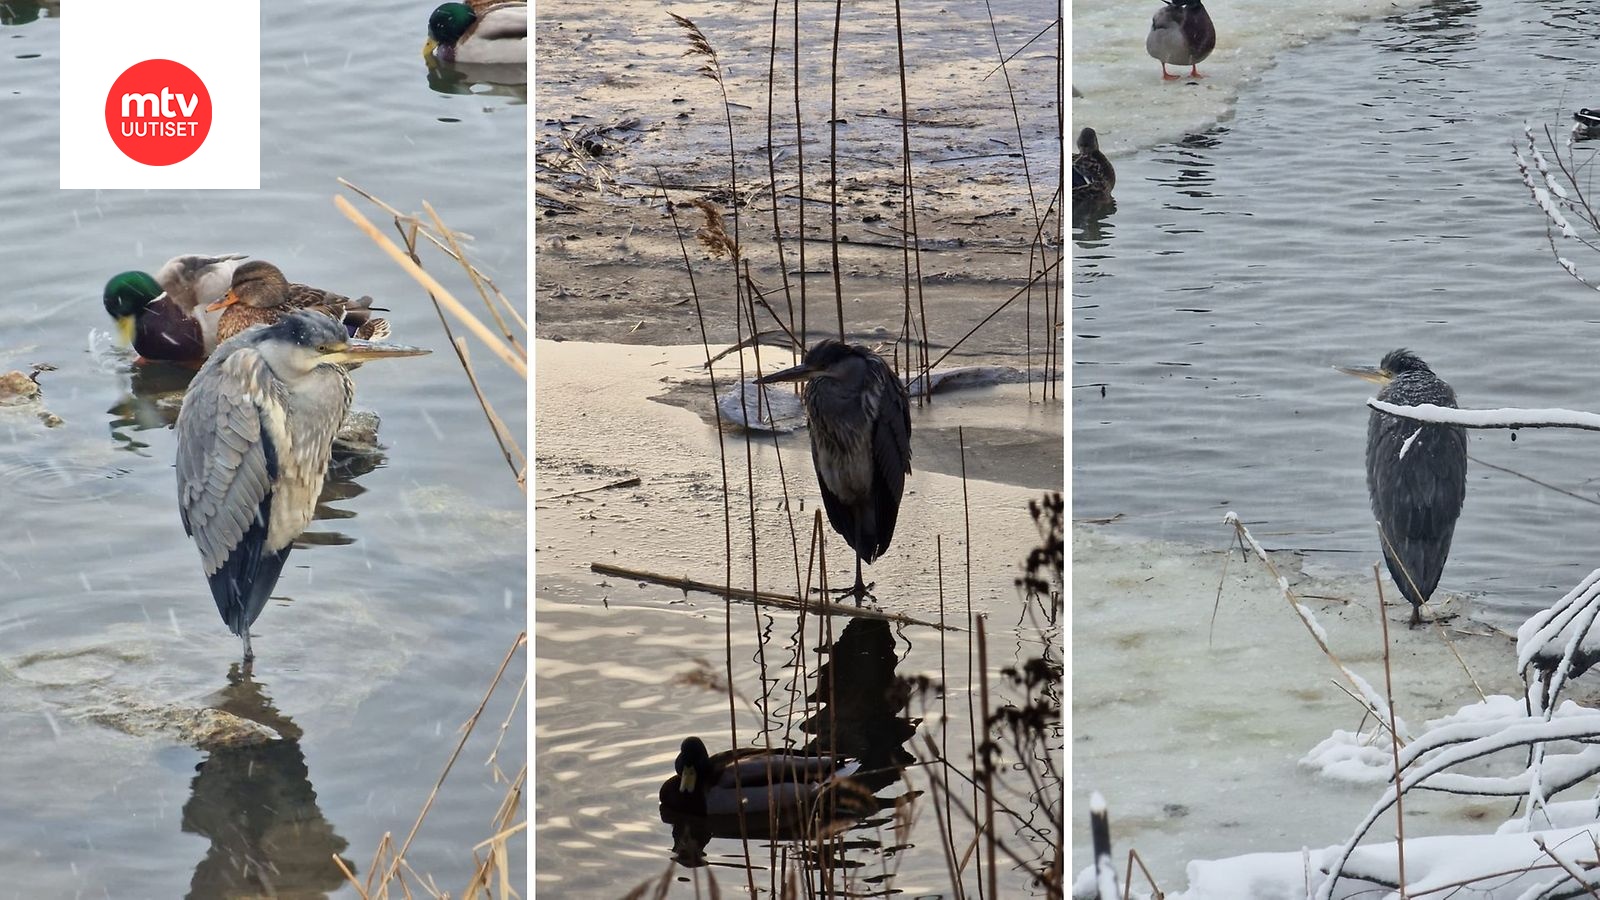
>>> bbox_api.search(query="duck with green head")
[426,1,526,67]
[102,254,245,362]
[207,261,388,345]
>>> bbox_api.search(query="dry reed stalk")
[1375,523,1486,700]
[1224,513,1410,743]
[1375,565,1408,896]
[1122,848,1164,900]
[338,178,528,343]
[336,184,527,489]
[343,633,528,898]
[1531,835,1600,900]
[335,195,526,378]
[454,336,527,488]
[424,201,525,355]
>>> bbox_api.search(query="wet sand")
[535,0,1060,354]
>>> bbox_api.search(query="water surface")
[0,3,526,895]
[1074,0,1600,628]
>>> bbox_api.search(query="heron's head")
[755,339,866,386]
[1077,127,1100,154]
[103,271,164,346]
[247,310,431,378]
[429,2,477,46]
[209,261,292,312]
[1335,348,1433,386]
[675,736,711,794]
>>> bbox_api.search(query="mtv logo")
[60,0,258,189]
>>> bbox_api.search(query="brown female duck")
[207,261,388,344]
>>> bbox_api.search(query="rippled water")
[0,3,525,895]
[1073,0,1600,627]
[534,340,1062,897]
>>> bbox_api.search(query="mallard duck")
[1146,0,1215,80]
[1072,127,1115,203]
[102,254,246,362]
[659,736,870,823]
[426,1,527,66]
[1574,108,1600,141]
[207,261,388,345]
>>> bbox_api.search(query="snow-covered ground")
[1074,522,1600,897]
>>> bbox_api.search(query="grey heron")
[1338,349,1468,627]
[176,311,429,663]
[206,261,387,345]
[102,254,246,362]
[758,340,912,602]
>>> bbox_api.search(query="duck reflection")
[424,58,528,102]
[0,0,58,25]
[1072,198,1118,246]
[660,617,915,871]
[182,664,351,898]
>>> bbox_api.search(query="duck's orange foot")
[1188,66,1205,79]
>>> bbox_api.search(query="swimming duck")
[206,261,388,345]
[659,736,871,825]
[426,1,527,67]
[1072,127,1116,203]
[1146,0,1215,80]
[102,254,245,362]
[1574,108,1600,141]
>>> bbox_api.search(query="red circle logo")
[104,59,212,166]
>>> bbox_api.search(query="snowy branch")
[1367,399,1600,432]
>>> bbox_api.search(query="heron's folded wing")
[177,351,279,576]
[869,380,912,558]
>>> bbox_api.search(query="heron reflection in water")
[183,663,352,895]
[757,340,912,603]
[175,312,429,664]
[1338,349,1467,626]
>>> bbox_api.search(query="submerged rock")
[0,370,40,405]
[0,365,63,426]
[333,408,383,452]
[83,697,282,749]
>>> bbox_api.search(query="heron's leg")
[852,557,866,606]
[241,630,254,667]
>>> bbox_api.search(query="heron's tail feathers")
[207,496,293,636]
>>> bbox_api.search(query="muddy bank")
[535,0,1061,353]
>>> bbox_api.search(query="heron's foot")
[811,581,877,606]
[1408,607,1457,629]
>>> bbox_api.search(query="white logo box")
[60,0,259,189]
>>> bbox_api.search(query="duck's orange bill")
[205,290,241,312]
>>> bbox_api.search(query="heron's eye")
[319,342,346,354]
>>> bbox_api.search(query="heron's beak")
[757,362,818,384]
[1335,365,1393,386]
[205,290,241,313]
[322,338,432,364]
[114,315,136,348]
[680,769,697,793]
